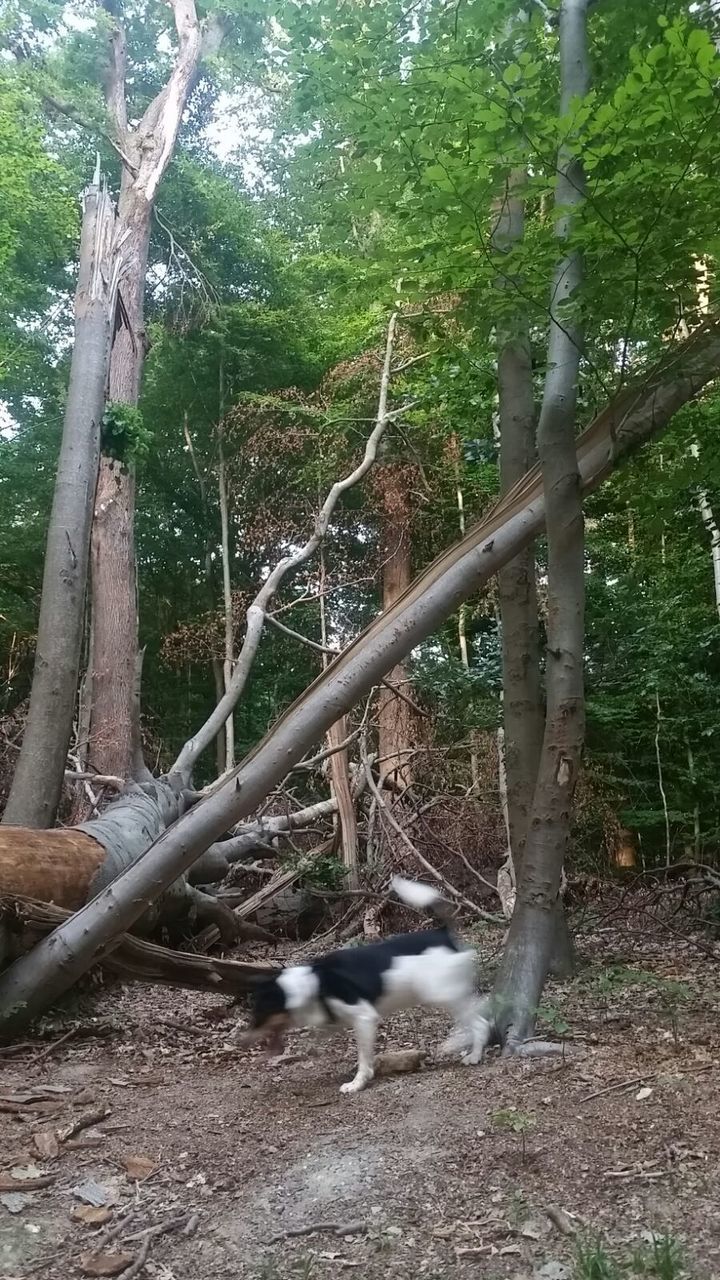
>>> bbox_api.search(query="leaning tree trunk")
[88,173,150,781]
[3,180,120,828]
[491,0,590,1046]
[492,169,544,874]
[2,307,718,1033]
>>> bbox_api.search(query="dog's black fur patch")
[251,926,458,1028]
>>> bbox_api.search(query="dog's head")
[244,976,291,1055]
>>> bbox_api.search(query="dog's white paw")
[439,1032,470,1057]
[461,1051,483,1066]
[340,1074,373,1094]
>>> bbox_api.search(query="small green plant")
[539,1001,571,1037]
[294,850,347,891]
[255,1262,279,1280]
[491,1106,536,1161]
[507,1188,529,1227]
[637,1233,685,1280]
[575,1231,686,1280]
[575,1236,621,1280]
[586,965,690,1032]
[102,401,153,467]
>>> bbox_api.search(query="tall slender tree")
[87,0,231,781]
[3,176,121,827]
[492,0,590,1042]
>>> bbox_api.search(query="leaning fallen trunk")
[1,319,719,1035]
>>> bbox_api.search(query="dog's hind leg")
[340,1004,379,1094]
[438,1021,471,1057]
[461,1002,493,1065]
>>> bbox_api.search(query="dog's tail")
[391,875,452,924]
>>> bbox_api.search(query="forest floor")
[1,901,719,1280]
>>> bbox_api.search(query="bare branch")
[101,2,129,139]
[133,0,226,203]
[265,612,336,655]
[294,726,364,772]
[173,312,402,779]
[41,92,137,175]
[64,770,124,790]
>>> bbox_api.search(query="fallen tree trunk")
[1,898,278,997]
[0,789,339,932]
[1,319,719,1034]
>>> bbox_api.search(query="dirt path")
[1,927,719,1280]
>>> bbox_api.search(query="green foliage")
[585,964,690,1002]
[3,0,720,873]
[102,403,153,468]
[575,1232,687,1280]
[297,851,347,892]
[491,1106,535,1160]
[0,69,76,402]
[576,1237,622,1280]
[538,1003,571,1038]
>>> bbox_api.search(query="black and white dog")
[247,876,491,1094]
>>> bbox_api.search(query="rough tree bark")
[319,551,359,889]
[87,0,226,779]
[217,415,236,772]
[491,0,590,1046]
[2,308,718,1033]
[450,439,480,789]
[3,178,121,828]
[492,171,544,872]
[377,518,417,789]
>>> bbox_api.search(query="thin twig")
[581,1062,713,1103]
[266,1220,368,1246]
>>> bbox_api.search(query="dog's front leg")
[340,1006,378,1094]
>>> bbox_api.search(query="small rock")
[10,1164,43,1181]
[72,1181,111,1207]
[534,1262,572,1280]
[0,1193,32,1215]
[79,1251,134,1277]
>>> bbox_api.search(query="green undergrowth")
[575,1232,688,1280]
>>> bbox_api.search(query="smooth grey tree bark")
[491,0,590,1044]
[492,170,544,873]
[2,177,121,828]
[2,310,718,1035]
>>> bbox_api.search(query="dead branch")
[362,759,503,924]
[192,837,336,952]
[266,1221,368,1246]
[173,311,404,779]
[64,770,125,790]
[1,897,278,998]
[57,1103,111,1143]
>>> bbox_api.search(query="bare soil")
[1,917,719,1280]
